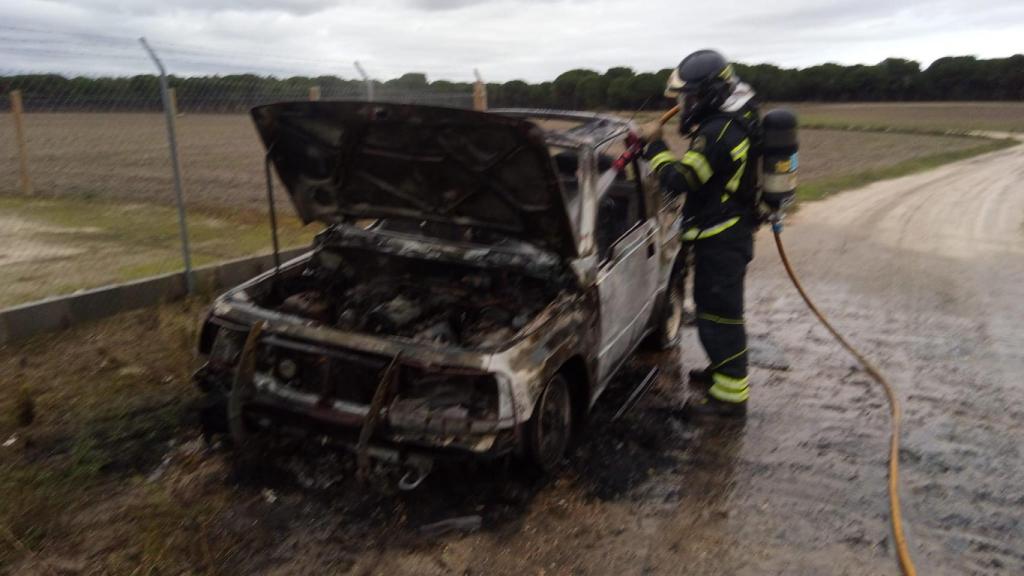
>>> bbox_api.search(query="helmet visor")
[664,68,686,98]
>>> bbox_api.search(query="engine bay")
[258,243,559,351]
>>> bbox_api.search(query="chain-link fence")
[0,27,479,309]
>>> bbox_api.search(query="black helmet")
[665,49,736,135]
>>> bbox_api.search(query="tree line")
[493,55,1024,108]
[2,55,1022,112]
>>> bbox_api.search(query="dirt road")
[5,139,1022,575]
[728,136,1024,575]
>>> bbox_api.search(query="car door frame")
[592,158,661,391]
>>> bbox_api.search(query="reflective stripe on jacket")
[644,107,759,240]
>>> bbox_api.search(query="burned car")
[195,102,685,480]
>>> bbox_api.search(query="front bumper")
[195,324,522,458]
[248,371,517,455]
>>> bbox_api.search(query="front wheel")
[525,374,573,473]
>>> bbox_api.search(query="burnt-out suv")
[195,102,685,478]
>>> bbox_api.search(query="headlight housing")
[209,327,243,368]
[277,358,298,380]
[397,371,499,420]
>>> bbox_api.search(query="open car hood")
[251,102,578,258]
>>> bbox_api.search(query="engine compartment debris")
[256,242,558,350]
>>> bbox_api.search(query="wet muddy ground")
[3,141,1023,574]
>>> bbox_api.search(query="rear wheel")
[525,374,573,473]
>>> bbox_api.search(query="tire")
[525,374,574,473]
[647,262,686,350]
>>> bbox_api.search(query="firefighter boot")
[688,367,713,391]
[680,392,747,420]
[682,371,749,420]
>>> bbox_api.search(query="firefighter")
[643,49,760,419]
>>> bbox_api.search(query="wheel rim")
[665,275,685,342]
[536,379,571,466]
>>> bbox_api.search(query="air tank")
[761,109,799,211]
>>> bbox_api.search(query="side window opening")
[596,158,646,264]
[552,147,621,240]
[552,148,619,193]
[551,147,583,233]
[552,148,582,199]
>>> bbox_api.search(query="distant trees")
[2,55,1022,112]
[730,56,1023,103]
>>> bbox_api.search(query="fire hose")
[629,105,918,576]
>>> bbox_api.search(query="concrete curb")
[0,248,308,346]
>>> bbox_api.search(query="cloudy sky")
[2,0,1022,81]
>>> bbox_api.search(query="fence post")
[139,37,194,294]
[10,90,34,195]
[354,61,374,102]
[309,85,321,101]
[168,87,179,116]
[473,69,488,111]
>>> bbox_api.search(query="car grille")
[259,337,390,405]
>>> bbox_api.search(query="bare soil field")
[0,112,317,306]
[0,112,1000,207]
[0,113,267,207]
[2,138,1023,574]
[0,112,1000,308]
[781,101,1024,133]
[654,122,987,182]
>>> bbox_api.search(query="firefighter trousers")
[692,221,754,403]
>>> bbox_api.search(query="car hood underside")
[251,102,579,257]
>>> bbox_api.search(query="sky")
[1,0,1023,81]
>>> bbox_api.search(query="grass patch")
[0,195,317,307]
[92,484,236,574]
[0,299,275,572]
[779,102,1024,134]
[0,195,314,264]
[798,121,981,137]
[797,136,1018,202]
[0,302,204,568]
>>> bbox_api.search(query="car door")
[594,177,659,387]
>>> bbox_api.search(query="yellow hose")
[772,229,917,576]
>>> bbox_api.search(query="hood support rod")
[263,145,282,279]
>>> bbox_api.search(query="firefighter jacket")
[644,105,761,241]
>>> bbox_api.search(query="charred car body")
[195,102,685,475]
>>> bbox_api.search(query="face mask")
[678,93,700,135]
[680,93,697,119]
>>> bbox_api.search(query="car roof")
[489,109,635,151]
